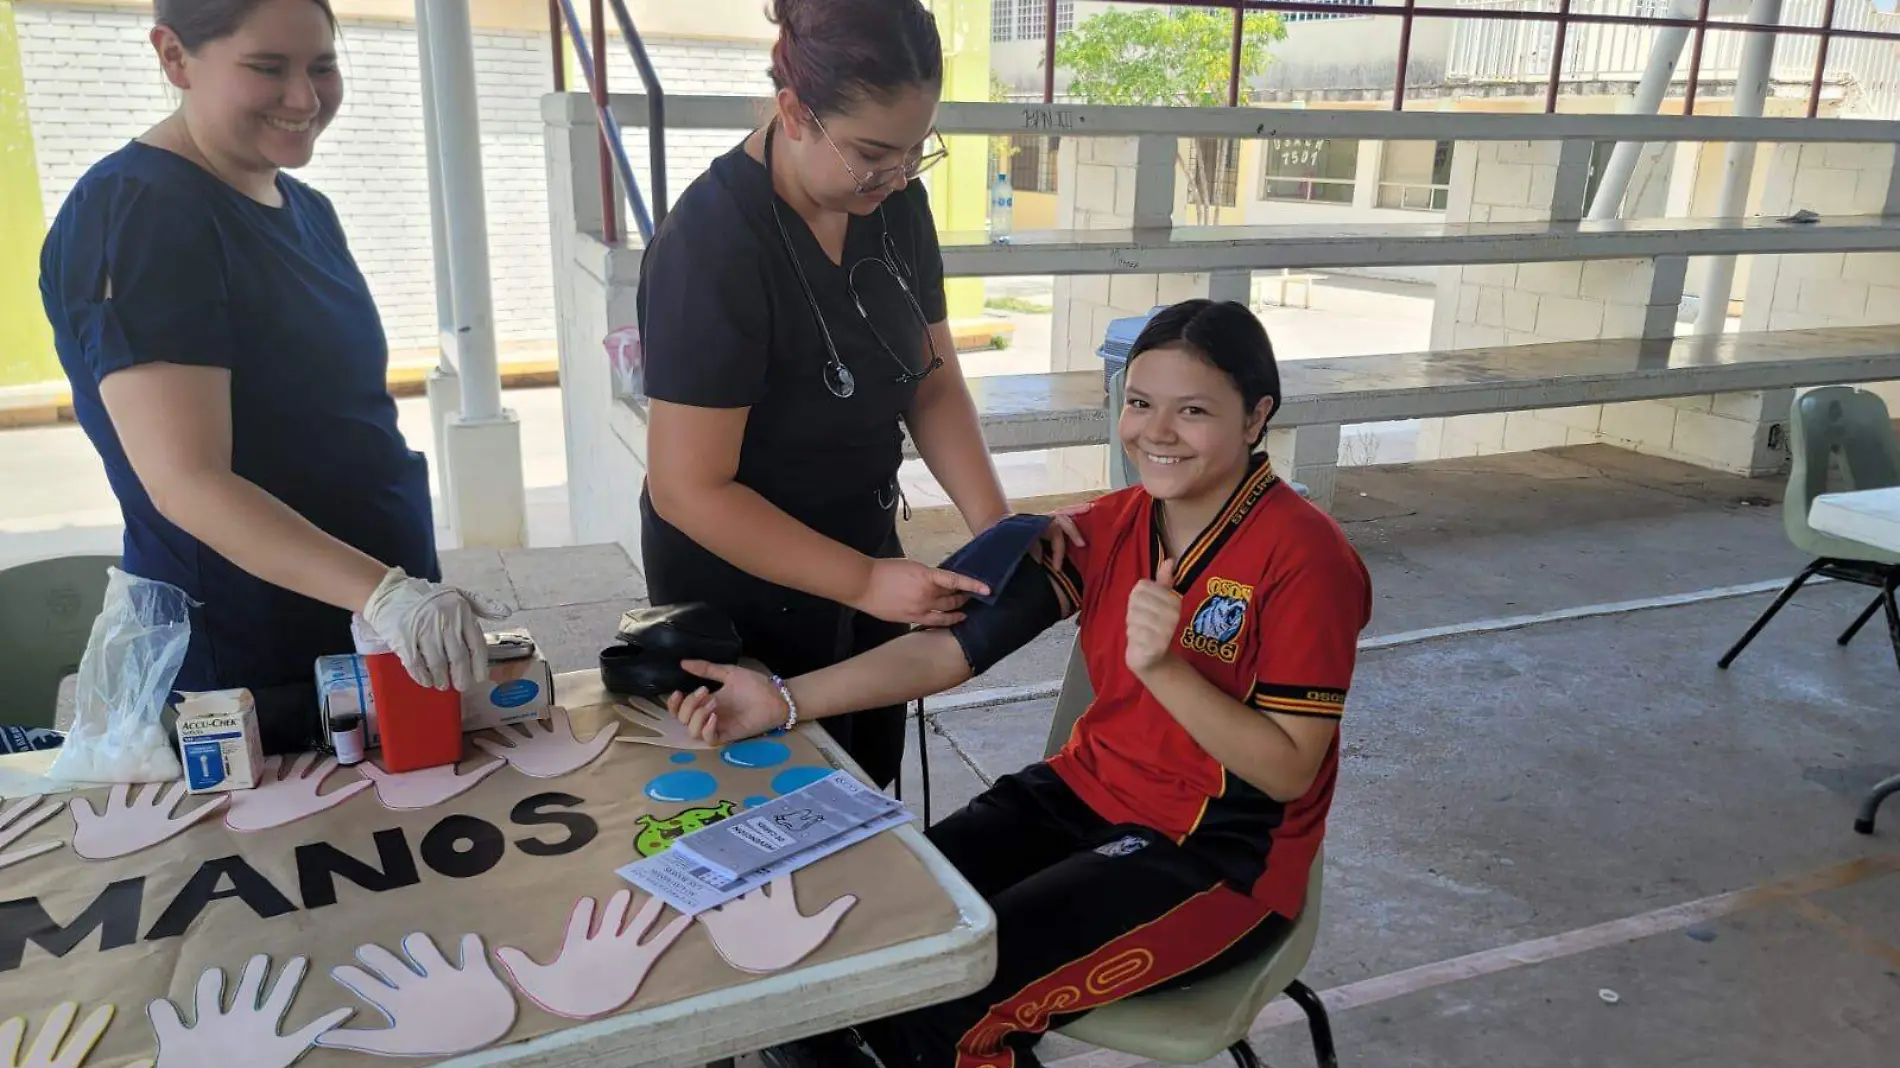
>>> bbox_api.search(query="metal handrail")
[606,0,669,225]
[550,0,656,243]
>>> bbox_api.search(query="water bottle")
[990,171,1014,242]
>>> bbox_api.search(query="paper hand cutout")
[0,1002,118,1068]
[355,759,504,812]
[471,707,617,779]
[0,797,65,871]
[224,753,374,832]
[695,875,857,974]
[495,890,691,1019]
[317,933,516,1057]
[68,782,226,861]
[613,698,715,751]
[146,956,352,1068]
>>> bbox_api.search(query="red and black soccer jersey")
[1041,454,1372,918]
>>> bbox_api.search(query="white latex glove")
[360,567,510,692]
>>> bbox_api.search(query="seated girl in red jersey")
[669,298,1372,1068]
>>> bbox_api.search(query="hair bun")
[770,0,803,29]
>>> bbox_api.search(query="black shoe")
[758,1029,880,1068]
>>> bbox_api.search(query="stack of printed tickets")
[616,770,912,915]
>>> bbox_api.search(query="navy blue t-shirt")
[39,141,439,692]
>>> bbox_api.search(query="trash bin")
[1096,306,1165,391]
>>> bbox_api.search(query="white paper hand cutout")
[612,698,715,751]
[471,707,617,779]
[146,956,352,1068]
[0,1002,117,1068]
[696,875,857,974]
[496,891,690,1019]
[68,782,226,861]
[0,797,65,871]
[355,758,504,811]
[317,933,517,1057]
[224,753,374,833]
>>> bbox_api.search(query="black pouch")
[615,603,743,663]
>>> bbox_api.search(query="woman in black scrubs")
[636,0,1075,788]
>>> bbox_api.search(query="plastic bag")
[46,567,190,784]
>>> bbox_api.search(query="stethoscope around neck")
[763,118,942,400]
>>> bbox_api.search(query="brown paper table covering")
[0,670,964,1066]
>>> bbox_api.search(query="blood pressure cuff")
[948,554,1074,676]
[938,513,1054,606]
[601,601,742,699]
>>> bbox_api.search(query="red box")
[363,651,464,772]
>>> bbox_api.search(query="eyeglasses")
[809,109,948,197]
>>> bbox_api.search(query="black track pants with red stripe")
[857,763,1290,1068]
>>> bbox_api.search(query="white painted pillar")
[1587,0,1699,221]
[422,0,527,548]
[1351,139,1384,212]
[414,0,460,515]
[1694,0,1785,334]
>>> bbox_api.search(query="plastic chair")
[1043,641,1338,1068]
[0,555,117,730]
[1718,386,1900,676]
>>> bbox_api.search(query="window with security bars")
[994,0,1074,42]
[1007,136,1061,193]
[1261,137,1357,205]
[1187,138,1241,209]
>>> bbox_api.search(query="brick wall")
[16,2,770,353]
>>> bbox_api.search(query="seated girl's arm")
[1129,547,1371,803]
[100,365,390,613]
[672,549,1086,743]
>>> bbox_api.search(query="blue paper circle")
[669,752,696,764]
[744,795,770,808]
[770,766,832,795]
[720,739,792,769]
[644,770,718,803]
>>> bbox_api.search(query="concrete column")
[414,0,460,514]
[1587,0,1700,221]
[423,0,526,548]
[1694,0,1785,334]
[1350,139,1383,212]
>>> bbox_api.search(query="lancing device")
[329,709,366,767]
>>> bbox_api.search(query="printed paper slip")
[617,806,913,915]
[668,770,906,882]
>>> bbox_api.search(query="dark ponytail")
[768,0,943,118]
[1128,300,1282,445]
[155,0,338,51]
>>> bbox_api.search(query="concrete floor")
[439,442,1900,1068]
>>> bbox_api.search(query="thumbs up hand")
[1125,557,1184,678]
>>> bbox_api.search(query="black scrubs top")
[634,129,948,787]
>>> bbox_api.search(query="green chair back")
[0,555,117,730]
[1784,387,1900,563]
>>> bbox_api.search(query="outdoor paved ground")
[423,443,1900,1068]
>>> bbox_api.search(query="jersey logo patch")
[1095,835,1148,857]
[1181,577,1253,664]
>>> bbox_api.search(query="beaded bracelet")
[769,674,799,732]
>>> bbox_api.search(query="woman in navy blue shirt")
[40,0,501,706]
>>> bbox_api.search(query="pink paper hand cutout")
[68,782,226,861]
[471,707,617,779]
[316,933,517,1057]
[0,797,65,871]
[224,753,374,832]
[695,875,857,974]
[0,1002,117,1068]
[146,956,353,1068]
[355,758,504,811]
[495,890,691,1019]
[612,698,715,751]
